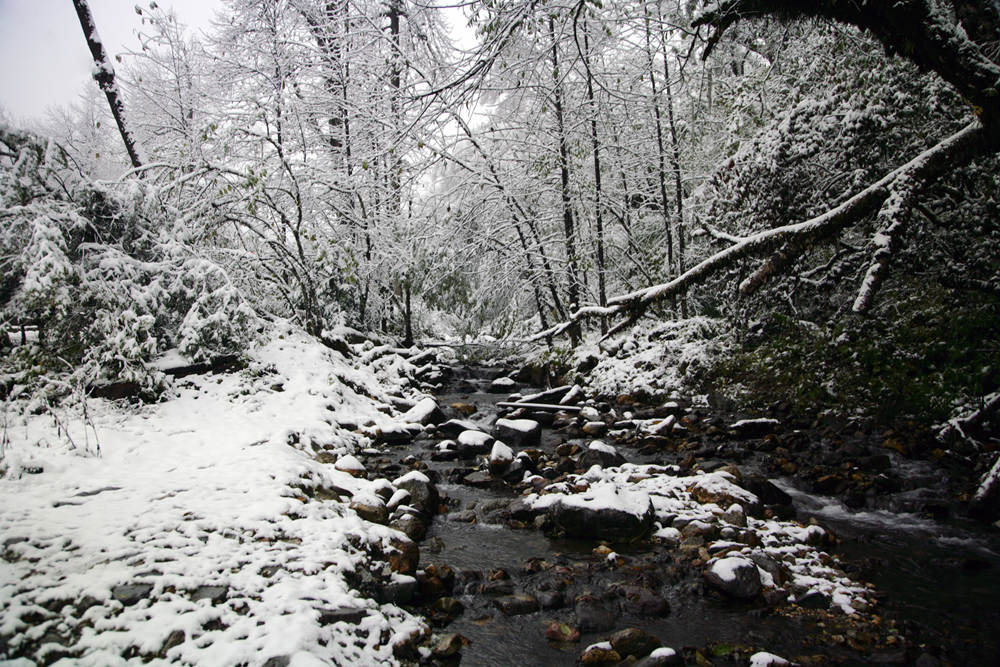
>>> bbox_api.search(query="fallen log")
[496,402,582,413]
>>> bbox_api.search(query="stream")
[371,364,1000,665]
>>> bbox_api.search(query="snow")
[457,430,492,447]
[490,441,514,462]
[495,418,536,434]
[0,323,425,664]
[749,651,792,666]
[401,397,440,424]
[650,647,677,658]
[588,440,618,455]
[709,556,752,583]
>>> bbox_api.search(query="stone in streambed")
[577,441,626,469]
[488,376,518,393]
[488,441,515,475]
[545,621,580,643]
[457,429,494,456]
[704,556,762,599]
[634,647,683,666]
[401,397,446,425]
[494,593,540,616]
[579,642,621,664]
[574,595,617,632]
[549,486,654,540]
[393,470,439,516]
[494,418,541,447]
[609,628,661,659]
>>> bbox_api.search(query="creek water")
[393,365,1000,665]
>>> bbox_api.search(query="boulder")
[350,494,388,524]
[394,471,439,516]
[488,441,515,476]
[457,429,495,456]
[437,418,480,437]
[704,556,762,599]
[551,490,654,540]
[579,642,620,665]
[488,376,518,393]
[578,441,626,469]
[494,418,541,447]
[401,397,446,425]
[494,593,540,616]
[609,628,661,659]
[334,455,366,478]
[634,647,683,666]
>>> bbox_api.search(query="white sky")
[0,0,223,124]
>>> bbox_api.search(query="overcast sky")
[0,0,222,124]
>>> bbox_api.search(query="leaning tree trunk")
[71,0,143,170]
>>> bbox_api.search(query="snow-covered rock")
[488,376,518,393]
[749,651,793,666]
[704,556,762,599]
[489,441,515,475]
[402,396,446,425]
[494,417,541,447]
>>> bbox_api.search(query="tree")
[536,0,1000,339]
[71,0,144,169]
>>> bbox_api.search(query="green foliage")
[706,288,1000,424]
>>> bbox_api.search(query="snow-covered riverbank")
[0,323,426,666]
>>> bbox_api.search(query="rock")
[609,628,661,659]
[375,423,422,445]
[634,647,683,666]
[431,596,464,619]
[793,590,830,610]
[386,488,411,512]
[580,641,621,664]
[575,596,617,632]
[743,475,792,507]
[418,564,456,601]
[488,441,515,475]
[620,587,670,617]
[450,402,477,416]
[730,418,780,437]
[390,513,427,541]
[545,621,580,643]
[550,489,654,540]
[401,397,446,425]
[388,537,420,575]
[437,418,480,437]
[749,651,793,666]
[461,471,494,488]
[318,607,367,625]
[379,574,417,604]
[582,421,608,436]
[494,593,540,616]
[721,503,747,527]
[560,385,585,405]
[334,454,366,477]
[457,429,495,456]
[488,376,518,393]
[190,585,228,604]
[112,583,153,606]
[432,632,467,659]
[394,470,439,516]
[578,441,626,468]
[494,418,541,447]
[704,556,762,599]
[645,415,677,436]
[350,495,388,524]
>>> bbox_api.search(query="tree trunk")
[549,16,581,344]
[644,11,674,281]
[582,17,608,333]
[71,0,143,170]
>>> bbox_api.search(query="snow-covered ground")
[0,323,425,666]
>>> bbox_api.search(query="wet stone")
[112,583,153,606]
[494,593,540,616]
[609,627,661,659]
[545,621,581,643]
[319,607,367,625]
[190,585,228,604]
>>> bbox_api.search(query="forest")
[1,0,999,665]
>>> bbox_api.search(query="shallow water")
[405,365,1000,664]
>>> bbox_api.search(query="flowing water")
[392,365,1000,665]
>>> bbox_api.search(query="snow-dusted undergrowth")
[0,323,424,666]
[574,317,731,401]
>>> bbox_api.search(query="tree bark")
[71,0,143,169]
